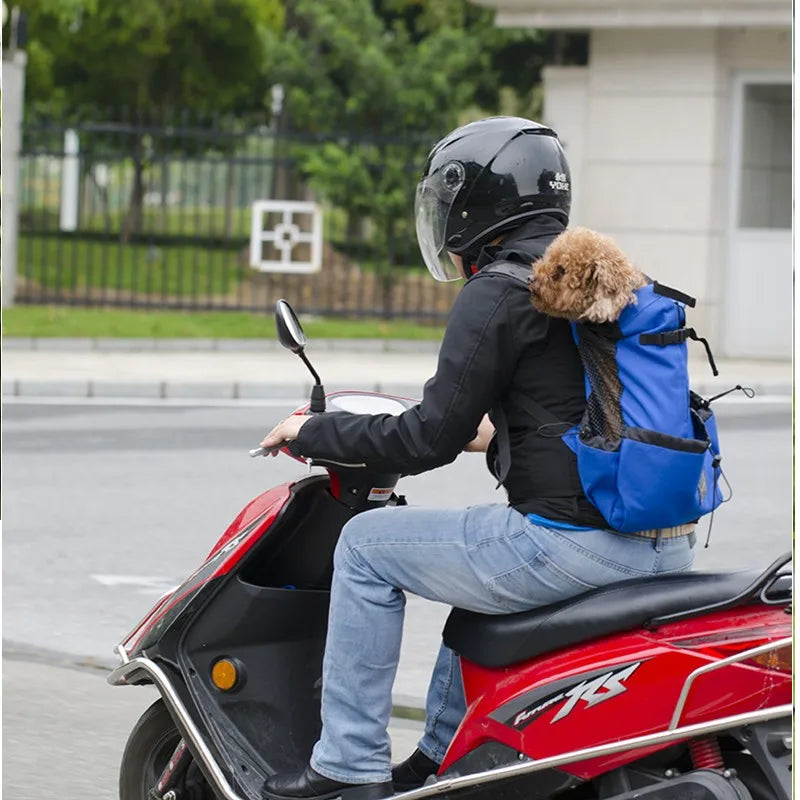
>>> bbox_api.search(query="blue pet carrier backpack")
[486,263,726,533]
[562,282,724,532]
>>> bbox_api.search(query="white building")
[475,0,791,359]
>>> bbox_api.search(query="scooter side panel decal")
[446,608,792,780]
[554,661,640,721]
[493,661,644,731]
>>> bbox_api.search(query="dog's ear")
[592,256,625,295]
[582,255,640,323]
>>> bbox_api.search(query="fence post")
[59,129,80,232]
[1,49,26,306]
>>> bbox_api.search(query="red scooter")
[111,301,792,800]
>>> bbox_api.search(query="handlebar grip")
[249,445,282,458]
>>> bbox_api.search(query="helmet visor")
[415,162,465,281]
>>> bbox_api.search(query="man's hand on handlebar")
[259,414,311,456]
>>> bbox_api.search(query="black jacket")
[289,216,607,528]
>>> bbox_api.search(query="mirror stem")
[299,350,322,386]
[298,350,326,413]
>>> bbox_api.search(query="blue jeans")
[309,504,694,784]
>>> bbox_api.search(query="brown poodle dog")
[530,227,647,323]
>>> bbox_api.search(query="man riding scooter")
[259,117,696,800]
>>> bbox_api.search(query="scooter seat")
[443,569,762,668]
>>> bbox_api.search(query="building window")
[550,32,590,66]
[738,83,791,229]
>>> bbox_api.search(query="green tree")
[373,0,577,119]
[265,0,551,307]
[18,0,283,239]
[270,0,490,137]
[267,1,487,238]
[20,0,283,114]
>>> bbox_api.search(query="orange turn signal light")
[748,645,792,673]
[211,658,240,691]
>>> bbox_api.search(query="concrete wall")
[540,26,791,356]
[542,66,589,223]
[485,0,791,31]
[581,28,721,337]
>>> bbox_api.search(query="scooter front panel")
[174,477,358,794]
[180,579,332,796]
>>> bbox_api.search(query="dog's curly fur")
[529,227,646,323]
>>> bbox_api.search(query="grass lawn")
[21,206,255,240]
[18,234,244,296]
[2,306,446,340]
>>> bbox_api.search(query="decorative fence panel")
[16,112,459,321]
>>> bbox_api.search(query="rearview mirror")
[275,299,307,353]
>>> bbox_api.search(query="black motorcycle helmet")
[415,116,571,281]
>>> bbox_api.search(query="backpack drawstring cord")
[705,384,755,404]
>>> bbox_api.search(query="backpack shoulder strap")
[479,260,532,288]
[491,389,570,487]
[506,388,564,428]
[652,281,697,308]
[474,236,551,286]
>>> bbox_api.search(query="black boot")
[263,764,393,800]
[391,750,439,792]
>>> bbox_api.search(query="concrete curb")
[1,379,427,401]
[2,339,792,400]
[2,378,792,400]
[2,337,443,354]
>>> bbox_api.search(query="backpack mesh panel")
[576,325,624,442]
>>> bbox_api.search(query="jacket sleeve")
[288,275,527,475]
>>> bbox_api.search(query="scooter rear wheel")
[119,698,214,800]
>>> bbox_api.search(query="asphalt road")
[4,400,792,669]
[2,399,793,798]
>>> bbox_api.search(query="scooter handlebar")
[249,445,284,458]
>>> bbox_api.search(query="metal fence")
[16,111,460,320]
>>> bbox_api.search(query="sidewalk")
[2,655,423,800]
[2,337,793,400]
